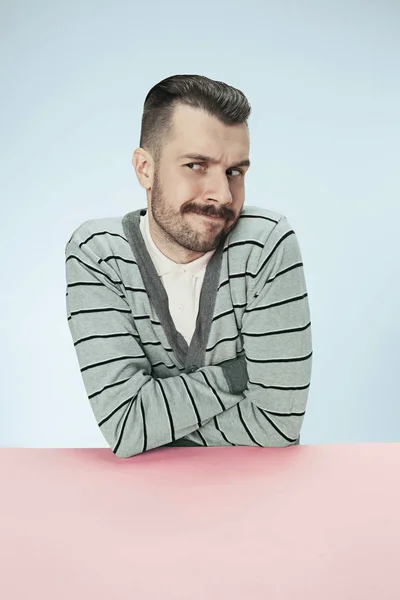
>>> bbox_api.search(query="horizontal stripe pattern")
[65,207,312,457]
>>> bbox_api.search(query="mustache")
[187,207,232,219]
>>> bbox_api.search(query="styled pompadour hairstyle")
[139,74,251,166]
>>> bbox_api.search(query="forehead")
[168,104,249,158]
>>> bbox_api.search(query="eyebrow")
[178,153,251,169]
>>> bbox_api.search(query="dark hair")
[139,74,251,166]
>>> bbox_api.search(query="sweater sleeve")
[65,237,247,458]
[194,216,313,447]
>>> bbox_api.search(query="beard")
[149,168,237,254]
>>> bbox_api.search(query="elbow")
[112,444,142,459]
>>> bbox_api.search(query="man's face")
[149,104,250,255]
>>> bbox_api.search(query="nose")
[205,172,233,208]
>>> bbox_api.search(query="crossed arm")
[65,216,312,457]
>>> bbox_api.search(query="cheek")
[176,178,202,202]
[160,180,195,212]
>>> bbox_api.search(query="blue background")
[1,0,398,446]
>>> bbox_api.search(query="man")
[65,74,313,458]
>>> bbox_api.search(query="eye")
[186,163,203,171]
[227,168,243,177]
[186,163,243,177]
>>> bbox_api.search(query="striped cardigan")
[65,205,313,457]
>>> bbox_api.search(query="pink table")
[1,444,399,599]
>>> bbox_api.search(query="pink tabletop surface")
[0,443,399,600]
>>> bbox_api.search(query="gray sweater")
[65,205,313,457]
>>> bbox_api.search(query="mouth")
[198,213,224,221]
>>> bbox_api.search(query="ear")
[132,148,154,190]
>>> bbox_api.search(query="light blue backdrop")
[1,0,398,447]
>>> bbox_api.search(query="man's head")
[132,74,251,263]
